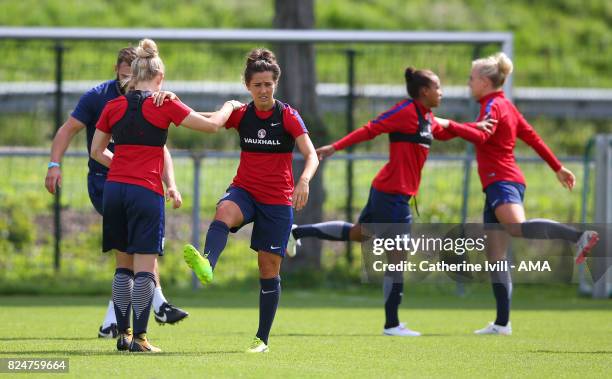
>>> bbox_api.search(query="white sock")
[152,287,167,312]
[102,300,116,328]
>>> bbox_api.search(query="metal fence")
[0,147,595,263]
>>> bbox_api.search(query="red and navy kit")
[96,91,192,195]
[332,99,458,197]
[96,91,192,254]
[225,100,308,205]
[446,91,562,190]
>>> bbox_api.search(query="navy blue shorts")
[483,181,525,223]
[358,186,412,237]
[219,186,293,257]
[87,172,107,216]
[102,181,165,255]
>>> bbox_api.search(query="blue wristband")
[48,162,60,169]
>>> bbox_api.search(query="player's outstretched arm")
[516,113,567,188]
[181,101,242,133]
[45,116,86,194]
[316,145,336,161]
[435,116,497,144]
[293,134,319,211]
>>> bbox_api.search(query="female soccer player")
[291,67,494,337]
[183,48,319,353]
[45,46,188,337]
[435,52,599,335]
[91,38,239,352]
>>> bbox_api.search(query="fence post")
[345,49,356,264]
[460,145,473,224]
[460,44,484,224]
[592,135,612,298]
[53,41,64,272]
[191,152,203,289]
[578,138,595,295]
[455,45,484,296]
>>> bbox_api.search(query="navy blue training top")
[71,79,121,174]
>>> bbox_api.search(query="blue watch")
[48,162,61,169]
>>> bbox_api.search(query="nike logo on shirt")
[261,289,277,295]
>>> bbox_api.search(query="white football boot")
[383,322,421,337]
[474,321,512,335]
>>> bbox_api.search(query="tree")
[274,0,328,270]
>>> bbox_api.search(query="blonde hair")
[472,52,513,88]
[130,38,165,86]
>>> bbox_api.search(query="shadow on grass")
[0,337,95,341]
[529,350,612,354]
[278,333,455,337]
[1,285,610,310]
[0,350,243,356]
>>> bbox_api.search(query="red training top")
[332,99,475,196]
[96,95,192,195]
[446,91,562,190]
[225,101,308,205]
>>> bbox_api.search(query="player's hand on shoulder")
[316,145,336,161]
[476,116,497,134]
[45,167,62,194]
[151,91,179,107]
[434,117,450,128]
[224,100,244,110]
[166,187,182,209]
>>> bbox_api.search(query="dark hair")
[244,48,281,84]
[116,46,137,66]
[404,67,435,99]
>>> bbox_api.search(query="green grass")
[0,286,610,378]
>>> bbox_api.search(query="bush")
[0,193,36,251]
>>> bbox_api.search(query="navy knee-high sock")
[132,271,156,336]
[293,221,353,241]
[112,268,134,333]
[204,220,230,269]
[490,264,512,326]
[383,276,403,329]
[256,276,281,345]
[521,219,582,243]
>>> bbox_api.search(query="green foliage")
[0,113,54,147]
[0,193,38,251]
[316,0,612,87]
[0,0,610,87]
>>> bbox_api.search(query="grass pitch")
[0,286,610,378]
